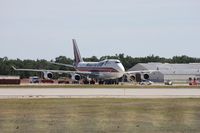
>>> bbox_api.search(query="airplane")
[13,39,155,84]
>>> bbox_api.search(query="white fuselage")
[76,59,125,80]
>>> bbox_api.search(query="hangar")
[128,63,200,83]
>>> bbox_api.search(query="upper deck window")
[115,61,120,63]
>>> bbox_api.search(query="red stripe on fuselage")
[77,67,119,72]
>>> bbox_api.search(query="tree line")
[1,54,200,78]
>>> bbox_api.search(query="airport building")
[128,63,200,82]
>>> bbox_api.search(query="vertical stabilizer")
[73,39,83,67]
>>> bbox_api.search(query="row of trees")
[1,54,200,78]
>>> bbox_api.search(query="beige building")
[128,63,200,82]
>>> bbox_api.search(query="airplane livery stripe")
[77,67,119,72]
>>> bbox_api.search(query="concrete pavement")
[0,88,200,98]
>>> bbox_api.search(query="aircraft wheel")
[99,80,104,85]
[90,80,95,84]
[83,79,89,84]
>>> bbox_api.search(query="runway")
[0,88,200,98]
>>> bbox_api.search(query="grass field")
[0,99,200,133]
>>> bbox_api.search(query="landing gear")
[83,78,96,84]
[83,78,119,85]
[83,79,89,84]
[99,80,104,85]
[105,80,119,85]
[98,79,119,85]
[90,79,96,84]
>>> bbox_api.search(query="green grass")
[0,98,200,133]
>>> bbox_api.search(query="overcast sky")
[0,0,200,60]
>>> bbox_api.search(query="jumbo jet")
[13,39,154,84]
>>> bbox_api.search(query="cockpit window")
[115,61,120,63]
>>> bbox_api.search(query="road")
[0,88,200,98]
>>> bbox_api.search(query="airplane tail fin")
[73,39,83,67]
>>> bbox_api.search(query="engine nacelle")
[143,74,150,80]
[128,75,136,81]
[43,72,53,79]
[130,75,135,81]
[125,74,136,82]
[72,74,81,81]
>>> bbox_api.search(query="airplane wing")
[12,66,98,76]
[12,66,88,74]
[125,70,159,74]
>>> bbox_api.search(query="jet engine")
[43,72,53,79]
[72,74,81,81]
[143,74,150,80]
[129,75,136,81]
[125,74,136,82]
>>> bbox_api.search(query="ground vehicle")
[165,80,173,85]
[29,76,40,83]
[139,80,153,85]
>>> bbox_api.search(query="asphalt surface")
[0,88,200,98]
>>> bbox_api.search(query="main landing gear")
[82,78,119,85]
[99,79,119,85]
[83,78,96,84]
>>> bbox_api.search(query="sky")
[0,0,200,60]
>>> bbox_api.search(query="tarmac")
[0,88,200,99]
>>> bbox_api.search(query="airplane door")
[135,73,142,82]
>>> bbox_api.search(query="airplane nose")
[118,63,125,72]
